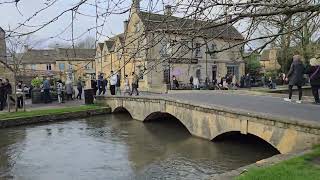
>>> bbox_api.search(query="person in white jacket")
[109,71,117,95]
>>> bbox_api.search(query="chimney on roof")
[132,0,140,13]
[23,45,29,52]
[123,20,128,32]
[164,5,172,16]
[226,14,232,23]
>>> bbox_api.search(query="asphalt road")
[160,92,320,122]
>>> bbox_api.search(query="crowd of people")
[0,78,29,111]
[91,71,140,97]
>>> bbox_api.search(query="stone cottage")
[97,0,245,92]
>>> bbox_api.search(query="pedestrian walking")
[98,74,104,95]
[16,81,24,108]
[76,77,83,100]
[131,72,139,96]
[42,77,51,103]
[172,75,179,89]
[116,73,121,95]
[193,77,199,89]
[284,53,305,103]
[102,78,107,95]
[124,75,130,95]
[66,80,73,101]
[57,80,64,103]
[91,79,98,96]
[4,79,14,105]
[306,56,320,104]
[245,74,251,88]
[110,71,117,95]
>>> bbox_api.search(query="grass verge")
[0,105,104,120]
[236,146,320,180]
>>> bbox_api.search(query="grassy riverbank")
[237,146,320,180]
[0,105,104,120]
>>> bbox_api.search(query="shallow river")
[0,114,278,180]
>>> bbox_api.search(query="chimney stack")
[123,20,128,32]
[164,5,172,16]
[132,0,140,13]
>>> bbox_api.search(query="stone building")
[260,48,281,73]
[0,27,14,83]
[97,0,245,92]
[20,48,96,84]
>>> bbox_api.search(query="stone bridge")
[96,95,320,154]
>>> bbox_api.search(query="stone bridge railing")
[96,95,320,154]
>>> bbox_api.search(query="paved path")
[157,91,320,123]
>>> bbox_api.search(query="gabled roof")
[21,49,57,64]
[56,48,96,60]
[138,11,244,40]
[98,43,104,51]
[21,48,96,64]
[104,40,115,51]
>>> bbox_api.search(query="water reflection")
[0,114,278,180]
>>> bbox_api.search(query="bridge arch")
[212,131,280,154]
[143,112,193,135]
[113,107,133,118]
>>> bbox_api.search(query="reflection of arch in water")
[212,131,281,154]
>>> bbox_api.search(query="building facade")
[96,0,245,92]
[0,27,15,83]
[20,48,96,85]
[260,48,281,73]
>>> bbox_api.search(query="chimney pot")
[124,20,128,32]
[164,5,172,16]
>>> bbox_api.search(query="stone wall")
[97,96,320,154]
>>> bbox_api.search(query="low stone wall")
[0,107,111,128]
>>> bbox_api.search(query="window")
[135,22,141,33]
[31,64,36,70]
[85,63,92,70]
[59,63,65,71]
[227,65,239,80]
[195,43,201,58]
[137,65,144,80]
[46,64,52,71]
[209,43,216,59]
[178,40,189,57]
[68,64,73,70]
[160,39,172,56]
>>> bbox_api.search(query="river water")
[0,114,278,180]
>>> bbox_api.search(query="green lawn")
[0,105,104,120]
[236,146,320,180]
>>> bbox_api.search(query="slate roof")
[138,11,244,40]
[21,48,96,64]
[21,49,57,64]
[56,48,96,60]
[104,40,115,51]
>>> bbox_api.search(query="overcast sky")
[0,0,134,48]
[0,0,263,50]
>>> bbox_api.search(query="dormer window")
[135,22,141,33]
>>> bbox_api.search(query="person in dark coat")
[284,54,305,103]
[91,79,98,96]
[306,57,320,104]
[76,77,83,100]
